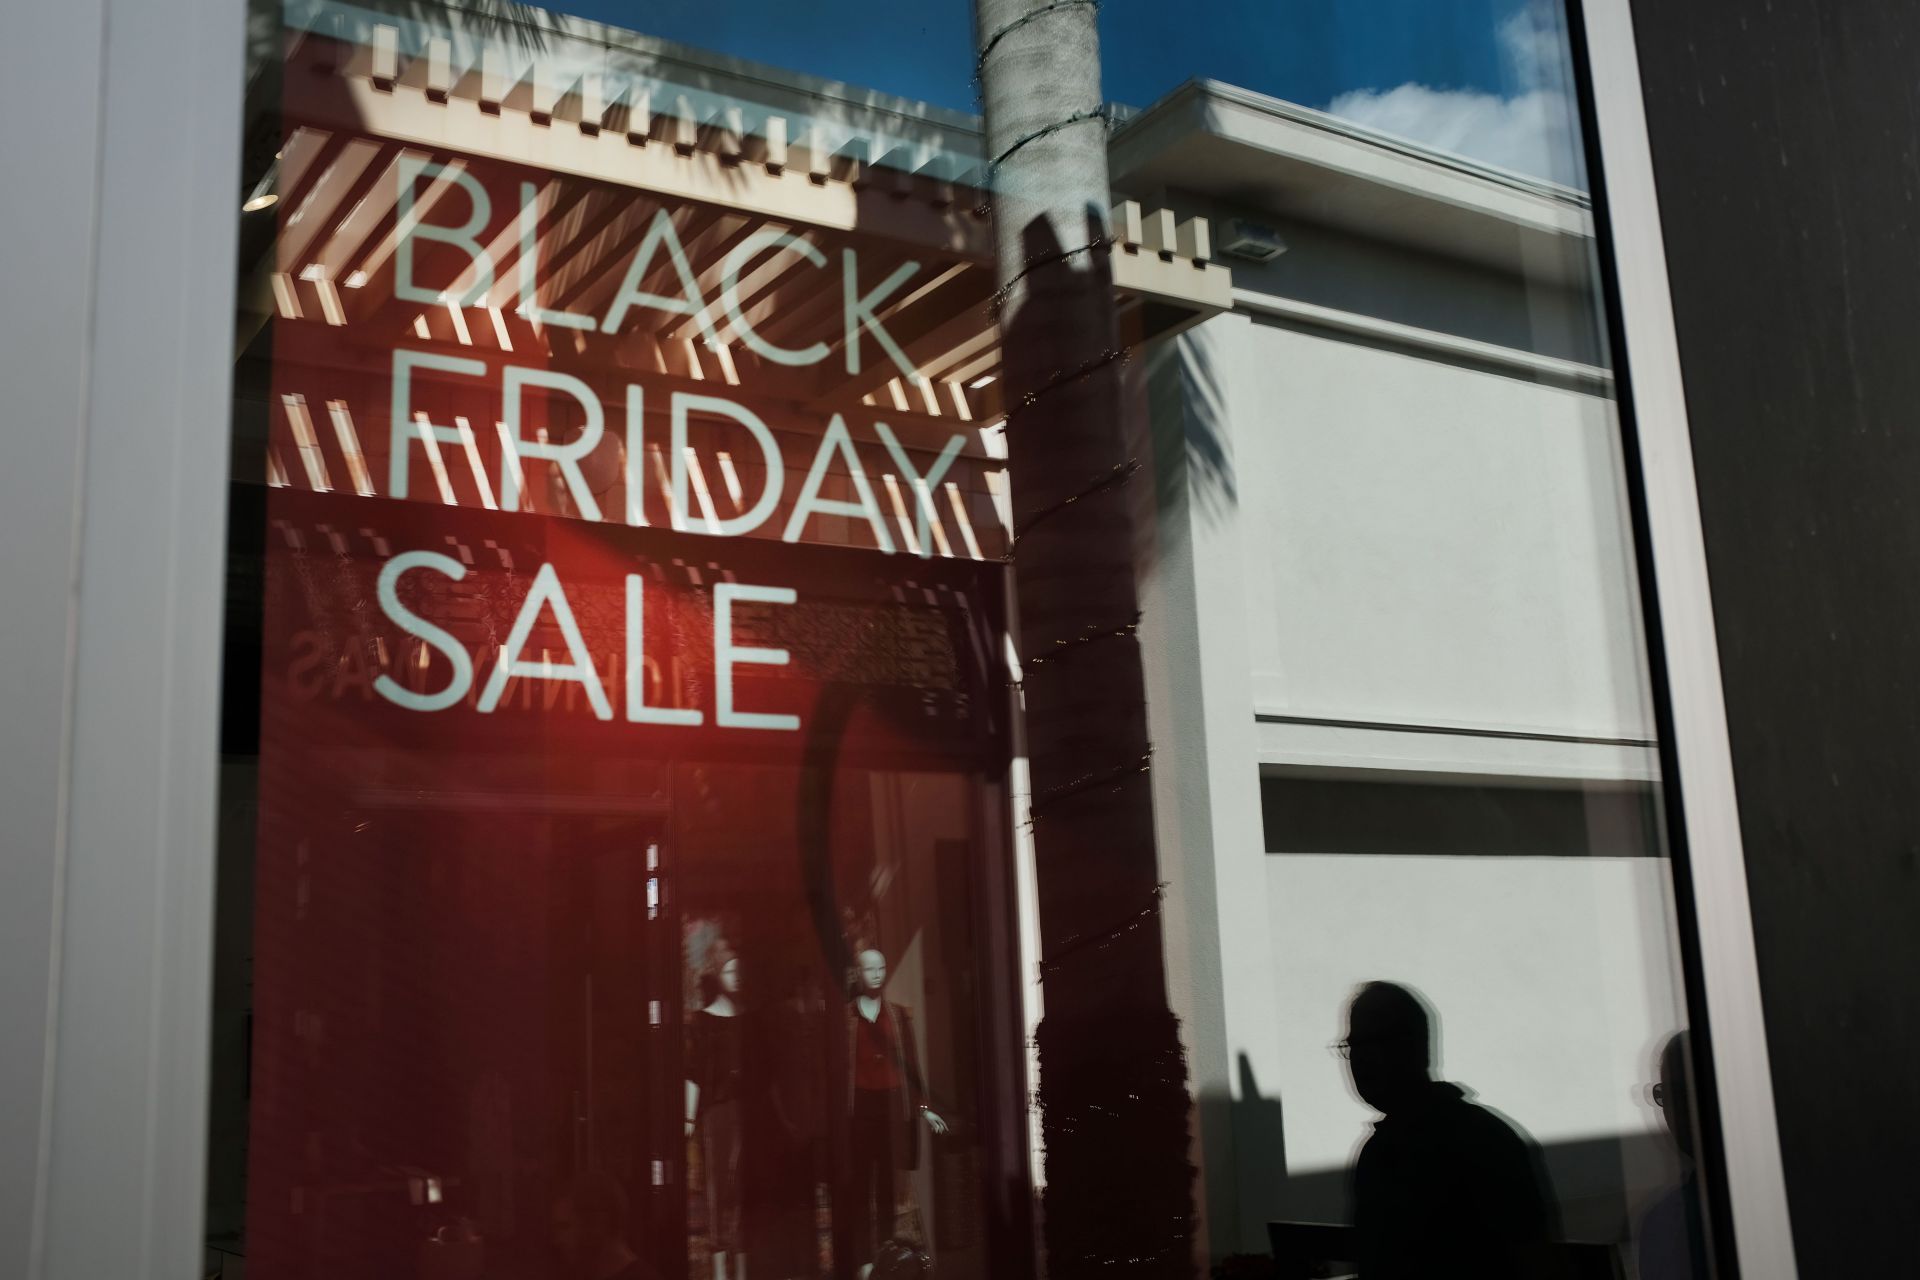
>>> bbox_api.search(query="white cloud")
[1324,82,1582,185]
[1323,4,1588,189]
[1497,0,1568,94]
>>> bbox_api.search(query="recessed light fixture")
[242,160,280,213]
[1219,217,1289,263]
[969,374,996,389]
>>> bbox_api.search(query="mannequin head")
[857,947,888,996]
[700,941,740,1006]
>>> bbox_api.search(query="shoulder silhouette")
[1344,982,1557,1280]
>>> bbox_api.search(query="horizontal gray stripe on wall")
[1261,774,1661,858]
[1255,712,1658,750]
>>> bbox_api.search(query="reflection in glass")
[205,3,1726,1279]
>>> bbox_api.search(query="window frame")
[3,1,1796,1276]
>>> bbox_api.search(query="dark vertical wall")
[1628,3,1920,1271]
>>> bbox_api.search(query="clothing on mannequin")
[687,948,748,1280]
[839,947,945,1280]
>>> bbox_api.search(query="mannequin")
[843,947,945,1280]
[686,947,747,1280]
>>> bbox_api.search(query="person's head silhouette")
[1341,982,1560,1274]
[1656,1031,1696,1161]
[1344,981,1433,1114]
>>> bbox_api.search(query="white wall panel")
[1259,853,1685,1237]
[1229,320,1655,744]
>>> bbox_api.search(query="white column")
[1,0,244,1275]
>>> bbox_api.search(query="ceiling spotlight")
[242,160,280,214]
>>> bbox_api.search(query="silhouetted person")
[1634,1032,1709,1280]
[551,1171,657,1280]
[1343,982,1555,1279]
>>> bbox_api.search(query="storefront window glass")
[208,4,1723,1278]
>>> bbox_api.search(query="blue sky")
[549,0,1582,183]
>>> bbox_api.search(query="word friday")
[393,351,966,556]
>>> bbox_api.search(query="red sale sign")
[240,19,1029,1280]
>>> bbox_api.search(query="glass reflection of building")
[205,3,1686,1277]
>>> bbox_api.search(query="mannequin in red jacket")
[842,947,946,1280]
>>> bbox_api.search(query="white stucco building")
[1113,83,1681,1253]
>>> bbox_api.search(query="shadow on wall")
[1198,983,1685,1263]
[1274,1130,1676,1245]
[1142,317,1237,537]
[1207,1053,1290,1249]
[997,206,1201,1279]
